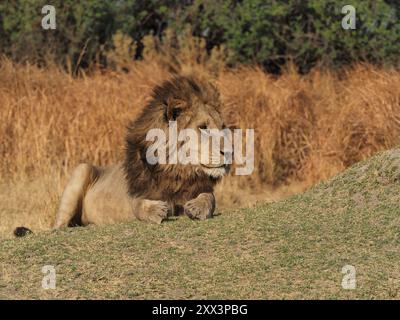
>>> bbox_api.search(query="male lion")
[15,75,229,236]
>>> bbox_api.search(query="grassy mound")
[1,148,399,299]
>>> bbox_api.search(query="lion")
[14,75,230,236]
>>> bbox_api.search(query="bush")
[0,0,117,69]
[186,0,400,73]
[0,0,183,69]
[0,0,399,73]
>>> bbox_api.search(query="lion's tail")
[14,226,33,237]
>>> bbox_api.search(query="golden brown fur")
[50,75,229,229]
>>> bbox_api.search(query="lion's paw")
[184,199,212,221]
[143,200,169,224]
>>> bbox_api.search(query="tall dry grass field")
[1,56,400,236]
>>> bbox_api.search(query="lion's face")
[169,93,231,178]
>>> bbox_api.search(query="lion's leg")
[54,163,97,229]
[132,198,170,224]
[184,193,215,220]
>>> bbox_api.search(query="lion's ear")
[165,98,186,121]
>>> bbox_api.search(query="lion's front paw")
[142,200,169,224]
[184,199,213,221]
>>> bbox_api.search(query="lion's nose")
[222,150,233,164]
[221,150,234,156]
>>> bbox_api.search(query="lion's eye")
[199,124,208,130]
[172,107,182,120]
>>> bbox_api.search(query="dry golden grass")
[1,55,400,236]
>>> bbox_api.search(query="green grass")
[1,148,400,299]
